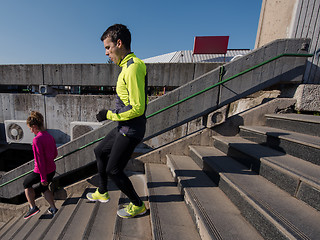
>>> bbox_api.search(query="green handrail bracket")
[0,52,313,188]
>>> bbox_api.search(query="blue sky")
[0,0,262,64]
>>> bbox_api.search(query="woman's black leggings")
[23,171,55,193]
[94,127,142,206]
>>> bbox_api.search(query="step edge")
[145,163,202,240]
[239,125,320,149]
[145,163,166,240]
[265,114,320,124]
[166,154,224,240]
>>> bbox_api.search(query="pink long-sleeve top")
[32,131,57,183]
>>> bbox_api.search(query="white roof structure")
[143,49,251,63]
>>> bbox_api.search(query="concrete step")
[24,199,65,240]
[112,172,152,240]
[0,215,21,239]
[189,145,320,240]
[145,163,201,240]
[0,173,150,239]
[265,113,320,137]
[166,154,263,240]
[0,178,91,239]
[36,192,83,240]
[0,205,48,240]
[55,189,100,240]
[213,135,320,211]
[239,125,320,165]
[81,182,121,240]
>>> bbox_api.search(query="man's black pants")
[94,127,142,206]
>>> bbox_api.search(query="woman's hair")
[27,111,44,130]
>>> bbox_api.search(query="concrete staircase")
[0,174,151,240]
[164,113,320,239]
[1,113,319,239]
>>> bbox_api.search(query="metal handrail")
[0,52,313,188]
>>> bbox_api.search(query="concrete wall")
[254,0,320,111]
[0,63,221,86]
[255,0,297,48]
[255,0,320,84]
[0,63,221,144]
[0,94,116,144]
[290,0,320,84]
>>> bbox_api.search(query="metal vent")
[4,120,34,144]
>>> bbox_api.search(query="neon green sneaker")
[86,188,110,203]
[117,202,147,218]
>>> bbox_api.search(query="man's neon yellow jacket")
[106,53,147,139]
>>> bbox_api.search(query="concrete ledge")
[212,98,296,136]
[294,84,320,112]
[0,63,220,87]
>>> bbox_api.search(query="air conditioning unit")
[4,120,34,144]
[70,121,103,141]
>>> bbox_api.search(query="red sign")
[193,36,229,54]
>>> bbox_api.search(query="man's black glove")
[96,109,108,122]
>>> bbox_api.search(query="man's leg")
[94,127,118,193]
[106,131,142,206]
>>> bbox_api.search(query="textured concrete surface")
[266,113,320,137]
[294,84,320,112]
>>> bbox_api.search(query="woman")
[23,111,58,219]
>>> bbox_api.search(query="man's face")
[103,36,121,65]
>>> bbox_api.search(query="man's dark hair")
[101,24,131,50]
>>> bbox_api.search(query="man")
[86,24,147,218]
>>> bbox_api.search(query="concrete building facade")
[255,0,320,84]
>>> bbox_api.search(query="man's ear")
[116,39,122,48]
